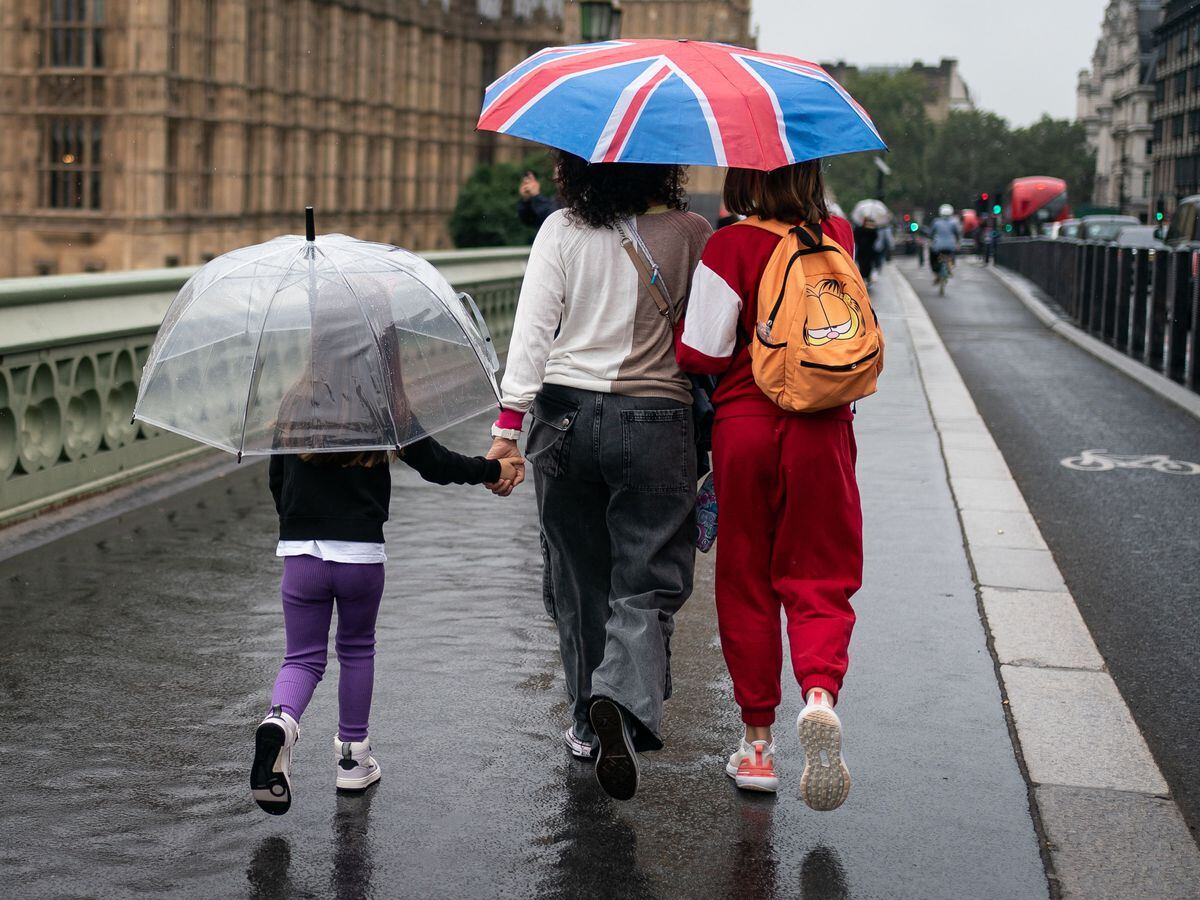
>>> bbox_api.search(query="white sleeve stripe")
[682,261,741,359]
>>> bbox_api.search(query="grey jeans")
[529,385,697,752]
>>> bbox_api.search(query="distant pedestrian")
[486,151,711,801]
[517,170,558,229]
[853,217,880,282]
[250,373,522,816]
[982,216,1000,265]
[678,160,869,809]
[874,223,894,265]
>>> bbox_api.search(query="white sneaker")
[797,691,851,811]
[725,738,779,793]
[251,705,300,815]
[564,726,594,760]
[334,736,382,791]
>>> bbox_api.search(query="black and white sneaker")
[564,725,594,760]
[251,705,299,815]
[589,698,639,801]
[334,736,382,792]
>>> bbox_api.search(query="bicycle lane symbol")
[1060,450,1200,475]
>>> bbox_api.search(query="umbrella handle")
[305,207,315,242]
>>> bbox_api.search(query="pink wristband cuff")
[496,408,525,431]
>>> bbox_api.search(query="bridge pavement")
[0,271,1049,899]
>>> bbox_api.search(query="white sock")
[805,688,833,708]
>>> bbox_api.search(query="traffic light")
[992,204,1002,216]
[909,221,919,233]
[1156,211,1165,222]
[981,192,989,202]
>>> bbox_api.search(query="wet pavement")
[0,270,1048,899]
[908,257,1200,838]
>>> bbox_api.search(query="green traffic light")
[992,204,1002,215]
[1156,211,1165,221]
[909,222,919,233]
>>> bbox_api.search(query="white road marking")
[1060,450,1200,475]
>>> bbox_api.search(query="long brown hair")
[723,161,829,225]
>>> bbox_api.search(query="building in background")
[820,59,973,124]
[0,0,563,278]
[1151,0,1200,215]
[1078,0,1162,219]
[0,0,754,278]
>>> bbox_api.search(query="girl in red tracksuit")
[677,161,862,809]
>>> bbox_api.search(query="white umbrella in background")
[851,199,892,226]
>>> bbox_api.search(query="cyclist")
[929,204,961,287]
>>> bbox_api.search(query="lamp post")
[580,0,622,42]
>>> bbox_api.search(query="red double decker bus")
[1004,177,1070,235]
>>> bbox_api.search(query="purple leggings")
[269,554,385,742]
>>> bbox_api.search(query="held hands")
[485,436,526,497]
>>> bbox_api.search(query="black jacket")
[268,437,502,543]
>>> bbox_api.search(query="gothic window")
[42,117,102,209]
[1176,72,1188,98]
[44,0,105,69]
[1174,114,1186,139]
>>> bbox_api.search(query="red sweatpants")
[712,414,862,727]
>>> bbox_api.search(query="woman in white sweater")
[487,152,711,800]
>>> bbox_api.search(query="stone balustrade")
[0,247,529,524]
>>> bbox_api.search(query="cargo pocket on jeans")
[620,407,691,493]
[527,393,579,478]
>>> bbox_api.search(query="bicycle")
[932,250,954,296]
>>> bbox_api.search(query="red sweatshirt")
[676,216,856,422]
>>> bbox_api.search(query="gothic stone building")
[0,0,754,278]
[0,0,564,278]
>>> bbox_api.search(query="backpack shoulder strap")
[734,216,829,251]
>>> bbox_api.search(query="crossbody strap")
[615,219,679,325]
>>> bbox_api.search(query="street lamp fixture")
[580,0,622,42]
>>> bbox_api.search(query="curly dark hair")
[554,151,688,229]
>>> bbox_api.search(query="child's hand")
[497,456,525,484]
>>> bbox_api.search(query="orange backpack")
[737,217,884,412]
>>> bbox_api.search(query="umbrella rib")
[235,244,309,456]
[329,242,501,403]
[319,248,404,448]
[139,243,303,403]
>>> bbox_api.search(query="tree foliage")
[824,72,1095,217]
[449,151,554,248]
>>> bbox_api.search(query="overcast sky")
[753,0,1108,126]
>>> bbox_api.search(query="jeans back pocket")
[620,407,691,494]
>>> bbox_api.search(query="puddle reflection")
[543,764,655,899]
[800,845,850,900]
[724,795,779,899]
[332,784,378,899]
[246,835,293,900]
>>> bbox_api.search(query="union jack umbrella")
[477,39,886,171]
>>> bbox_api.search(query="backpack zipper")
[799,348,880,371]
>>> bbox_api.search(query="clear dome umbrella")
[134,209,501,458]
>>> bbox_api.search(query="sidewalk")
[0,270,1047,898]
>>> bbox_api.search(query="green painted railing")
[0,247,529,524]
